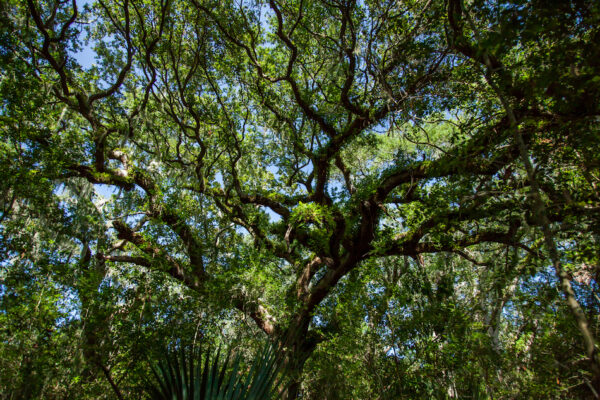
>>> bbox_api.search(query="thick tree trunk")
[278,317,320,399]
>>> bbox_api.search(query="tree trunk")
[278,317,320,399]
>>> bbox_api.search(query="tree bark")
[278,316,320,399]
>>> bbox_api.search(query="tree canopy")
[1,0,600,398]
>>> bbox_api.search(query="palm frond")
[147,342,286,400]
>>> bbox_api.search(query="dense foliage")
[1,0,599,398]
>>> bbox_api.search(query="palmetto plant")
[147,343,286,400]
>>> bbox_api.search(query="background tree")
[1,0,599,398]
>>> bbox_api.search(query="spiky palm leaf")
[147,343,285,400]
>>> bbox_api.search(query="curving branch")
[111,220,204,291]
